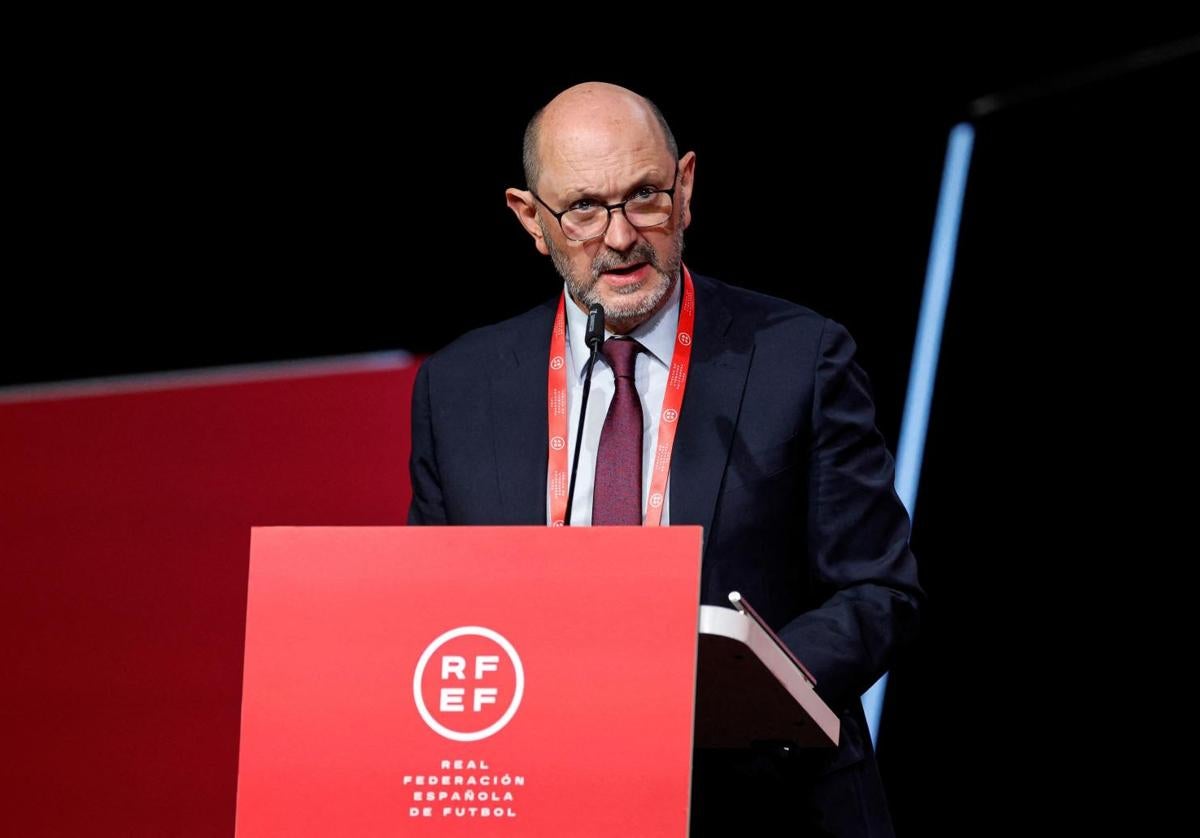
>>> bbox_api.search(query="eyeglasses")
[530,163,678,242]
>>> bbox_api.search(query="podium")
[236,527,837,837]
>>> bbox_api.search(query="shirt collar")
[563,274,682,380]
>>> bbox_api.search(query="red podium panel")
[237,526,703,837]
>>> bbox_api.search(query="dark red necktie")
[592,338,644,525]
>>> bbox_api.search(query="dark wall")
[879,46,1196,834]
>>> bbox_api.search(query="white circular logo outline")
[413,626,525,742]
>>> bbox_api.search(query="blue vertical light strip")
[861,122,975,746]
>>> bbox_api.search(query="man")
[408,82,922,837]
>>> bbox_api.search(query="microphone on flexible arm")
[564,303,605,525]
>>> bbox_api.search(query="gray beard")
[541,221,685,332]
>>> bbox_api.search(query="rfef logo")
[413,627,524,742]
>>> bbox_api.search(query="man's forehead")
[540,154,674,199]
[538,133,672,192]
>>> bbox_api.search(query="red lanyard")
[547,267,696,526]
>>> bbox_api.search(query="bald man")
[408,82,922,837]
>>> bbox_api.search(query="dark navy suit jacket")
[408,272,923,837]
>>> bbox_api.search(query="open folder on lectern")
[697,592,839,749]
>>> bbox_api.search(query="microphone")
[564,304,605,525]
[584,303,606,351]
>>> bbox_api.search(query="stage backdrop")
[0,355,418,837]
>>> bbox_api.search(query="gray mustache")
[593,245,657,276]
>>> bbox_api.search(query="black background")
[6,27,1197,833]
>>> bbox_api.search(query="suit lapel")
[489,303,555,524]
[670,276,754,538]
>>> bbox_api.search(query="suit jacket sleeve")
[778,318,923,709]
[408,360,448,525]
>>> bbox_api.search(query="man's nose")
[602,208,639,251]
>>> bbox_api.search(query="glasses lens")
[560,191,674,241]
[625,191,672,227]
[561,208,607,241]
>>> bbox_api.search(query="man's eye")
[570,199,597,211]
[633,187,658,199]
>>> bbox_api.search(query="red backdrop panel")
[0,357,417,837]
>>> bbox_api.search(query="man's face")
[507,99,696,333]
[536,154,689,333]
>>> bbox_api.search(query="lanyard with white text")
[547,266,696,526]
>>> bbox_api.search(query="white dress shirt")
[548,277,680,526]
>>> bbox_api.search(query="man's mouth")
[600,261,648,277]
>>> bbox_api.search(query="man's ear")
[677,151,696,230]
[505,188,550,256]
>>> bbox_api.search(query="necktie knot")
[602,338,643,379]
